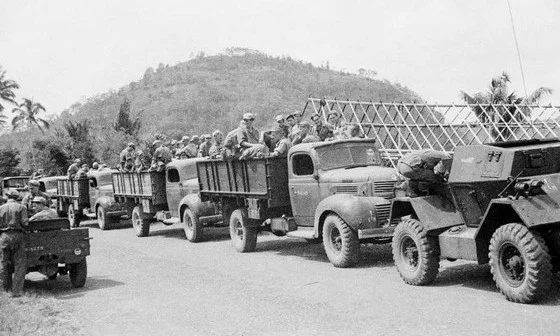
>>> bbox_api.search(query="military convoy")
[390,139,560,303]
[198,139,399,267]
[112,158,221,239]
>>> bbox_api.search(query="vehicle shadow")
[434,262,560,306]
[24,275,124,300]
[148,226,231,242]
[255,235,394,268]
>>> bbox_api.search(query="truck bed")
[112,171,167,206]
[57,178,90,205]
[25,226,90,268]
[197,157,290,209]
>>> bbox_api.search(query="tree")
[113,98,141,136]
[0,66,20,126]
[63,120,97,165]
[0,147,21,176]
[460,72,552,141]
[12,98,50,133]
[28,138,70,176]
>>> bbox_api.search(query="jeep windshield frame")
[315,142,382,171]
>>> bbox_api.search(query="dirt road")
[27,221,560,336]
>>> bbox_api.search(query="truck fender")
[390,195,464,232]
[178,193,217,222]
[95,196,115,211]
[313,194,390,236]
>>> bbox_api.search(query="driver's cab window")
[39,182,46,192]
[292,154,314,176]
[89,178,98,188]
[167,168,180,183]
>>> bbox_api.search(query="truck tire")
[132,205,151,237]
[97,205,112,231]
[69,259,87,288]
[68,204,81,228]
[229,209,257,252]
[488,223,552,303]
[392,218,440,285]
[183,208,204,243]
[322,214,360,268]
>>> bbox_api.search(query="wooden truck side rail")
[197,157,290,209]
[57,178,90,205]
[112,171,167,206]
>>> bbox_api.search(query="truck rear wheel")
[489,223,552,303]
[392,218,440,285]
[132,205,151,237]
[69,259,87,288]
[322,214,360,268]
[229,209,257,252]
[68,204,81,228]
[97,205,112,231]
[183,208,204,243]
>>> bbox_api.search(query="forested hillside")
[1,49,421,174]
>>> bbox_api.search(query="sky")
[1,0,559,117]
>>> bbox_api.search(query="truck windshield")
[3,178,29,188]
[316,143,382,170]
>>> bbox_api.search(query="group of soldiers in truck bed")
[116,110,366,173]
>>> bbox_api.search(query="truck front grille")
[375,203,399,227]
[373,181,396,194]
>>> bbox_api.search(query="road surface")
[26,220,560,336]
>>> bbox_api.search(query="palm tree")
[12,98,50,133]
[0,66,20,126]
[460,72,552,141]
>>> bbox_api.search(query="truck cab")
[0,176,30,200]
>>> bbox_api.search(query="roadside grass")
[0,287,84,336]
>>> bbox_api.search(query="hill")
[62,49,421,136]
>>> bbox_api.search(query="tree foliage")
[0,147,21,176]
[0,66,20,127]
[113,98,141,136]
[12,98,50,133]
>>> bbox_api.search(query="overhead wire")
[506,0,529,98]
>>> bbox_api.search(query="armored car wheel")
[68,204,81,228]
[322,214,359,268]
[69,259,87,288]
[183,208,204,243]
[229,209,257,252]
[489,223,552,303]
[97,205,112,231]
[392,219,440,285]
[132,205,151,237]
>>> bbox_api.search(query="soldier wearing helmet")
[120,142,137,172]
[150,140,173,172]
[29,196,58,221]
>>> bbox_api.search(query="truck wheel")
[322,214,360,268]
[132,205,150,237]
[392,218,440,285]
[183,208,204,242]
[229,209,257,252]
[69,259,87,288]
[68,204,81,228]
[489,223,552,303]
[97,205,112,231]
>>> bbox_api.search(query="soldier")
[397,150,452,197]
[269,127,292,157]
[67,158,81,180]
[208,130,224,159]
[0,189,29,297]
[29,196,58,221]
[150,140,173,172]
[180,136,200,158]
[327,111,347,140]
[223,122,243,158]
[198,134,213,157]
[92,162,100,171]
[120,142,136,172]
[238,113,260,147]
[311,113,334,141]
[75,164,90,179]
[21,180,50,217]
[134,150,149,172]
[290,111,303,138]
[30,168,44,180]
[347,123,364,139]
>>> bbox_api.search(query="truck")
[56,169,126,229]
[389,138,560,303]
[197,139,399,267]
[112,158,221,239]
[0,176,30,199]
[25,218,90,288]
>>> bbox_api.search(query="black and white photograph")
[1,1,560,335]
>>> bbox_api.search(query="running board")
[286,227,316,240]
